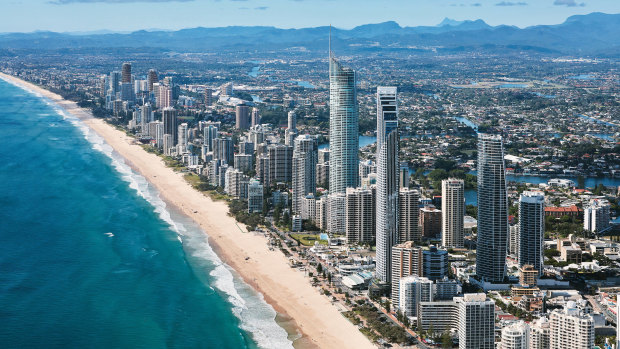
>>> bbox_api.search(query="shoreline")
[0,73,374,349]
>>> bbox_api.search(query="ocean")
[0,78,292,348]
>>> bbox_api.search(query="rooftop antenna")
[329,24,332,58]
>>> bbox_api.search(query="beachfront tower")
[375,86,399,283]
[329,39,359,194]
[476,133,509,283]
[292,135,318,215]
[518,191,545,275]
[442,178,465,248]
[162,107,178,145]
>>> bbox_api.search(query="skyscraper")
[476,133,509,283]
[147,69,158,94]
[442,178,465,248]
[251,107,260,127]
[398,275,433,318]
[292,135,318,215]
[345,187,375,244]
[391,241,423,309]
[458,294,495,349]
[399,188,420,243]
[204,88,213,107]
[162,107,178,145]
[139,103,152,132]
[329,46,358,194]
[213,137,234,165]
[549,302,594,349]
[121,62,132,83]
[518,192,545,275]
[375,86,399,283]
[236,104,251,130]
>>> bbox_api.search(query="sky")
[1,0,619,33]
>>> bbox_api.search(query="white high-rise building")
[476,133,509,283]
[139,103,152,133]
[328,48,358,194]
[549,302,594,349]
[391,241,423,309]
[292,135,317,215]
[345,187,375,244]
[327,193,346,234]
[399,275,433,318]
[519,191,545,275]
[399,188,420,243]
[375,86,399,283]
[584,199,611,233]
[529,317,550,349]
[501,321,529,349]
[177,123,188,154]
[247,179,264,213]
[442,178,465,248]
[458,293,495,349]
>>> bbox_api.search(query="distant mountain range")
[0,12,618,56]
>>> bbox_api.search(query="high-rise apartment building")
[501,321,530,349]
[251,107,260,127]
[399,188,420,243]
[268,144,293,184]
[391,241,423,309]
[247,179,264,213]
[584,199,611,233]
[329,49,358,194]
[442,179,465,248]
[398,275,433,318]
[292,135,318,215]
[458,293,495,349]
[203,124,219,152]
[549,302,594,349]
[420,206,442,238]
[236,104,251,130]
[162,107,178,146]
[345,187,375,244]
[139,103,152,132]
[121,62,132,84]
[375,86,399,283]
[529,317,550,349]
[204,88,213,107]
[213,137,234,166]
[519,192,545,275]
[423,246,449,281]
[147,69,158,94]
[476,133,509,283]
[327,193,346,234]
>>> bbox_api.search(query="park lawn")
[291,233,327,246]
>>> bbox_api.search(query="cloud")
[553,0,585,6]
[255,6,268,10]
[50,0,193,3]
[471,3,482,6]
[496,1,527,5]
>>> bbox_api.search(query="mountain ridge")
[0,12,618,56]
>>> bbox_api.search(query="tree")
[317,263,323,273]
[441,332,452,348]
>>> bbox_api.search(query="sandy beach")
[0,72,374,349]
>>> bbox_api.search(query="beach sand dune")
[0,73,374,349]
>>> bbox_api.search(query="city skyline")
[1,0,619,33]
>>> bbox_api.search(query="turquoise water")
[0,78,292,348]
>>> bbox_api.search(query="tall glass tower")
[476,133,508,283]
[329,49,359,194]
[375,86,399,283]
[518,191,545,275]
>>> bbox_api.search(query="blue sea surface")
[0,78,292,348]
